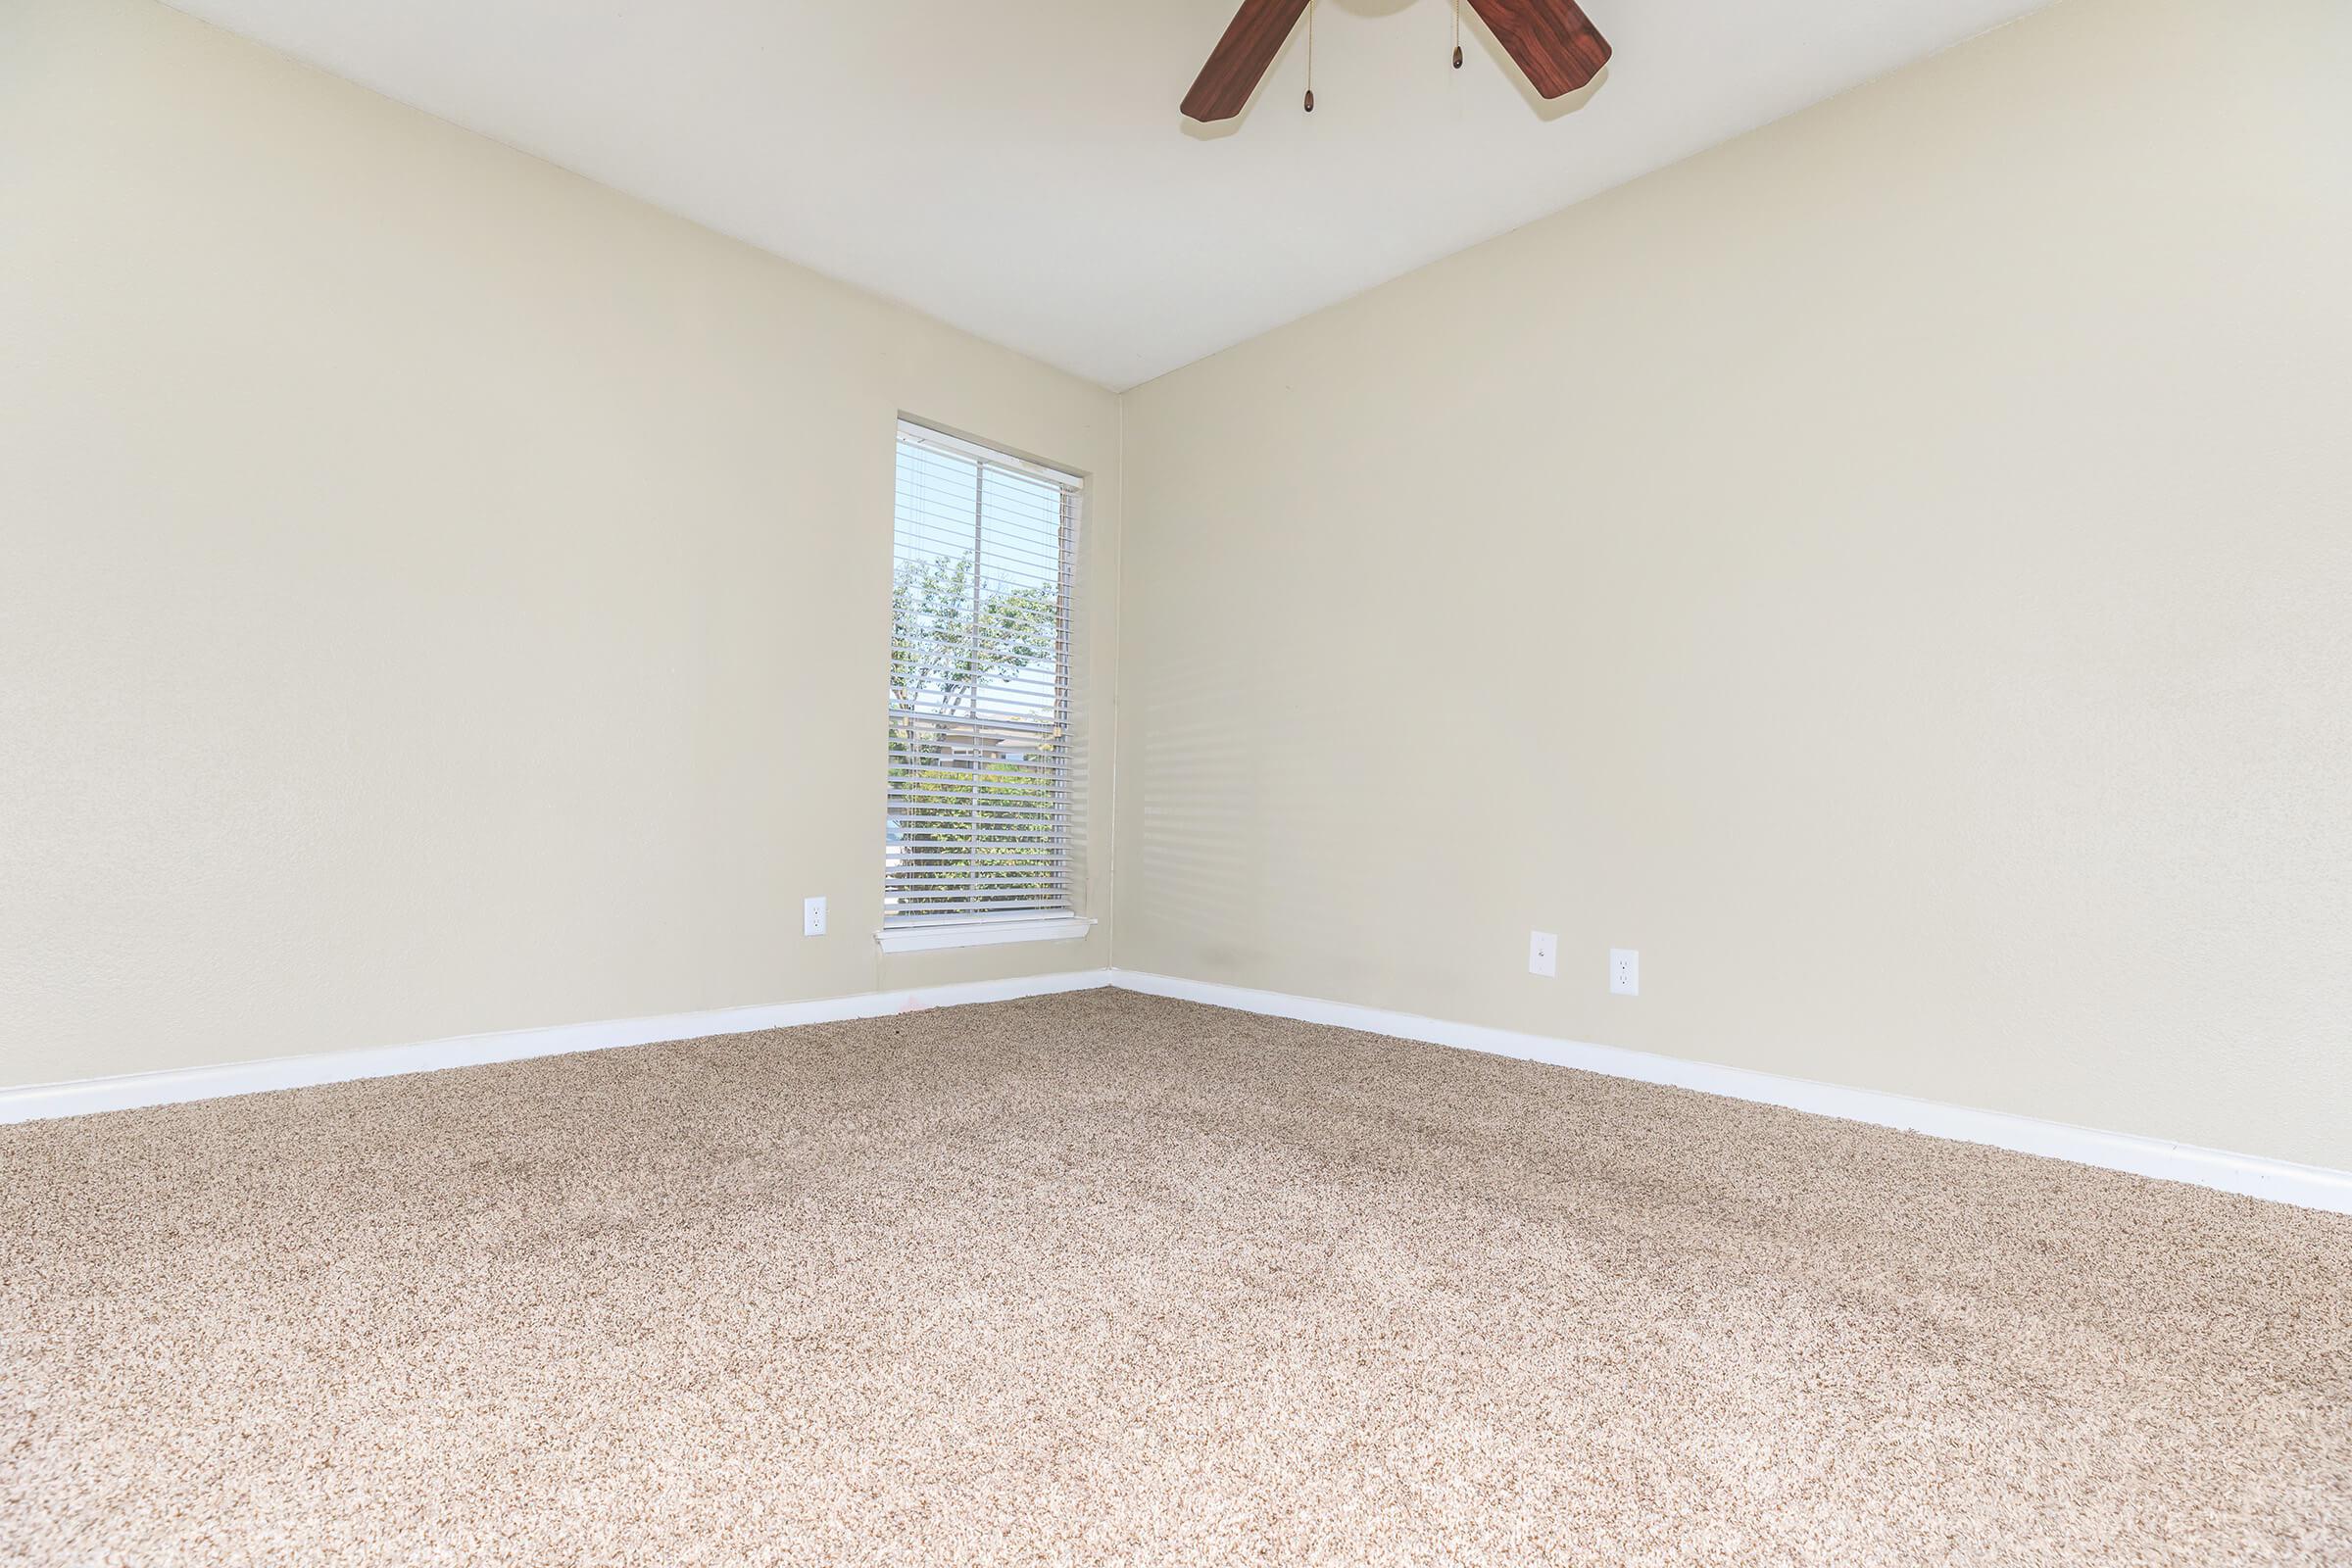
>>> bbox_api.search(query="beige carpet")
[4,991,2348,1566]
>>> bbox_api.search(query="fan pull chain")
[1304,3,1315,112]
[1453,0,1463,69]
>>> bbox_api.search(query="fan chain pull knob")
[1453,45,1464,68]
[1303,88,1315,111]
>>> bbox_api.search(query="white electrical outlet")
[804,896,828,937]
[1609,948,1639,996]
[1528,930,1558,978]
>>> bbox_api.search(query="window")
[881,421,1088,950]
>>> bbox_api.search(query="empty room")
[3,0,2348,1561]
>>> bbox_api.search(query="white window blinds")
[885,422,1082,929]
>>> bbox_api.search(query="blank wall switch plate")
[804,897,828,937]
[1609,948,1639,996]
[1528,931,1558,978]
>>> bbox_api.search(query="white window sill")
[874,914,1095,955]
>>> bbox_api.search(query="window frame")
[877,419,1093,955]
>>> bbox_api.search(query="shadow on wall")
[1132,634,1486,1002]
[1134,642,1262,965]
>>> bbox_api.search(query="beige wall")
[6,0,2347,1174]
[0,0,1120,1089]
[1117,0,2352,1169]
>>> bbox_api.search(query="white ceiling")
[166,0,2047,389]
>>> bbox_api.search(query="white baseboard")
[9,964,2345,1218]
[1109,969,2352,1217]
[0,969,1113,1125]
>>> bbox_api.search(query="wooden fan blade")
[1182,0,1314,122]
[1462,0,1611,98]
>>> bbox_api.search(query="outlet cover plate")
[1609,948,1639,996]
[1529,931,1558,978]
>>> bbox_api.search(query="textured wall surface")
[1117,0,2352,1168]
[0,0,1120,1089]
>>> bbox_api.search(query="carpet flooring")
[4,990,2348,1566]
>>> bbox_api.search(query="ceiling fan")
[1182,0,1611,122]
